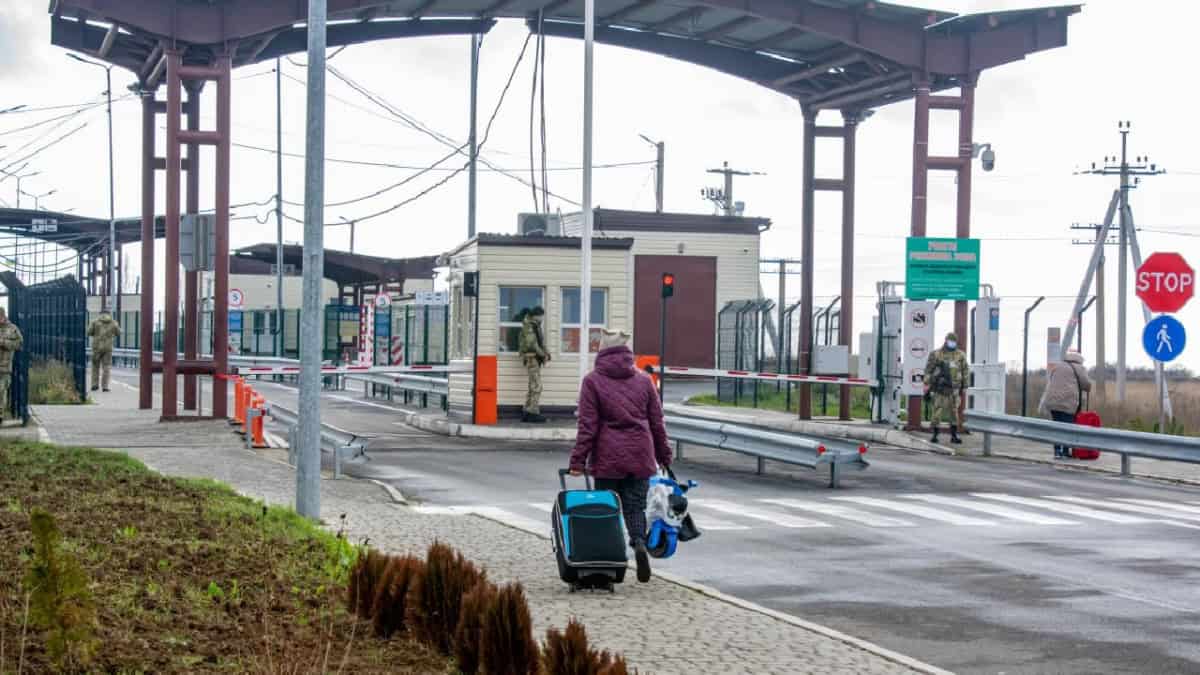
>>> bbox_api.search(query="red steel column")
[839,112,858,421]
[798,108,817,420]
[212,55,232,418]
[907,79,931,429]
[138,89,156,409]
[163,50,182,419]
[183,83,201,411]
[955,81,975,358]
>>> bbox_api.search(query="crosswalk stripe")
[759,498,916,527]
[528,502,552,512]
[1048,497,1200,522]
[904,494,1079,525]
[698,499,831,528]
[971,494,1153,524]
[831,496,996,526]
[1113,499,1200,516]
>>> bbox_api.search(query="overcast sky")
[0,0,1197,372]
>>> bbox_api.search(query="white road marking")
[1114,499,1200,516]
[759,498,915,527]
[832,496,996,526]
[528,502,552,512]
[972,494,1153,524]
[697,499,831,528]
[904,494,1079,525]
[1048,497,1200,522]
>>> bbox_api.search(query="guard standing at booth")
[518,306,550,423]
[924,332,969,444]
[87,311,121,392]
[0,308,24,421]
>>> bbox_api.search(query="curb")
[366,478,409,505]
[439,503,952,675]
[400,409,577,442]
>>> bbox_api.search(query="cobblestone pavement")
[20,384,939,674]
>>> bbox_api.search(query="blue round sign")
[1143,315,1186,363]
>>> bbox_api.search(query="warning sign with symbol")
[909,338,929,360]
[901,300,935,396]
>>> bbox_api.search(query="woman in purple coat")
[569,329,672,583]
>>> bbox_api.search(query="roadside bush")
[371,554,423,639]
[28,360,81,405]
[455,580,498,675]
[347,547,390,617]
[23,508,98,669]
[542,619,632,675]
[409,541,486,655]
[479,582,540,675]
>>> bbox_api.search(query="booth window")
[561,287,607,353]
[498,286,544,352]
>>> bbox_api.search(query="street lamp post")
[1022,296,1046,417]
[19,188,56,211]
[334,216,355,253]
[68,53,116,312]
[9,169,39,208]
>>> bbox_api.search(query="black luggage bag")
[551,469,628,592]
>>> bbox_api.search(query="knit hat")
[598,329,630,350]
[945,332,958,342]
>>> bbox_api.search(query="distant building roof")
[233,243,436,287]
[571,208,770,236]
[445,233,635,259]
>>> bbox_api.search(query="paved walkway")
[18,384,939,675]
[673,403,1200,486]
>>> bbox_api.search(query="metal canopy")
[49,0,1078,110]
[233,243,436,287]
[0,208,163,251]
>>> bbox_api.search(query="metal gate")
[716,299,774,404]
[0,273,89,422]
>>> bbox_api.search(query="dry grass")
[1006,372,1200,434]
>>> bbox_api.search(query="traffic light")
[661,272,675,298]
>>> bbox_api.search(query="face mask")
[945,340,957,350]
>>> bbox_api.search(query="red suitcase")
[1072,410,1102,460]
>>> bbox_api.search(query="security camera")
[981,147,995,172]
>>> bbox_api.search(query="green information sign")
[905,237,981,300]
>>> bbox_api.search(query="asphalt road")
[116,370,1200,674]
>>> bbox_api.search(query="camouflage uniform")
[518,311,549,420]
[88,313,121,391]
[924,333,969,442]
[0,312,24,421]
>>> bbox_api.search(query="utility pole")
[639,134,664,212]
[67,53,116,312]
[1076,121,1165,402]
[759,258,802,370]
[467,34,480,238]
[1070,222,1118,403]
[703,161,763,216]
[276,56,284,357]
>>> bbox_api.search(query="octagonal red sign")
[1136,252,1194,313]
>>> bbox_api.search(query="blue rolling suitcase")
[552,469,627,592]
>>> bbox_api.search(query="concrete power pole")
[1070,222,1117,403]
[704,162,763,216]
[639,135,664,213]
[1076,121,1164,402]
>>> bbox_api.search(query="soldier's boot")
[950,425,962,444]
[930,424,940,444]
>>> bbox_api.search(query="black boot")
[930,425,940,444]
[950,425,962,444]
[634,541,652,582]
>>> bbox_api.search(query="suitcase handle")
[558,468,593,491]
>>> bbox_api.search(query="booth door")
[633,255,717,369]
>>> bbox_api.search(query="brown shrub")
[542,619,633,675]
[454,580,499,675]
[409,541,487,655]
[480,582,540,675]
[347,547,390,618]
[371,554,424,639]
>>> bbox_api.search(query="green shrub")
[23,509,98,669]
[409,541,486,655]
[28,360,81,405]
[479,582,540,675]
[454,580,498,675]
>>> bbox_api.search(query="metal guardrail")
[267,402,371,479]
[346,372,448,397]
[967,410,1200,476]
[106,348,306,373]
[664,414,869,488]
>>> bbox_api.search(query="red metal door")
[634,255,717,369]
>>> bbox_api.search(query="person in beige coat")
[1039,350,1093,459]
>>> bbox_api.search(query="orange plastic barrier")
[232,378,246,425]
[240,387,253,434]
[474,354,498,425]
[635,355,660,387]
[249,393,266,448]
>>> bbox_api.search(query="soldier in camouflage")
[518,306,550,423]
[0,308,23,422]
[87,311,121,392]
[923,331,969,444]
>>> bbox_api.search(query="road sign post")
[1137,252,1192,433]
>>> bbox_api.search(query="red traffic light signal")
[661,272,675,298]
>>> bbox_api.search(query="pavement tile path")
[22,384,939,675]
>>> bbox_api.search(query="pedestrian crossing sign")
[1143,315,1185,363]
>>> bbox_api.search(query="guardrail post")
[335,444,344,479]
[1121,453,1131,476]
[982,431,992,457]
[756,457,765,475]
[829,462,840,489]
[676,440,684,460]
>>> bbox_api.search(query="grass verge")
[0,440,452,674]
[28,361,82,405]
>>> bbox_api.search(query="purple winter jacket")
[569,346,672,479]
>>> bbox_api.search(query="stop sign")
[1136,252,1194,313]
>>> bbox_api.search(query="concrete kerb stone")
[457,496,952,675]
[398,409,578,442]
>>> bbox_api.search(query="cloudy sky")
[0,0,1197,372]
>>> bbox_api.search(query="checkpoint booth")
[441,233,635,422]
